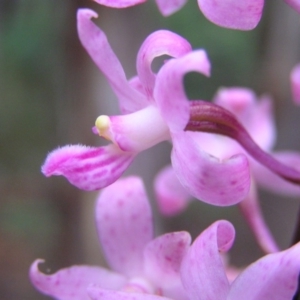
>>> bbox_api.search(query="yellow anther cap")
[95,115,111,140]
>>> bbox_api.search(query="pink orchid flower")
[155,87,300,253]
[180,220,300,300]
[92,0,300,30]
[84,220,300,300]
[42,8,256,207]
[43,10,300,206]
[30,177,191,300]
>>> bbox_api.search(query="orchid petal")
[30,260,126,300]
[88,286,172,300]
[96,177,153,277]
[155,0,188,16]
[213,87,276,151]
[171,131,250,206]
[251,151,300,196]
[154,50,210,132]
[154,165,191,215]
[228,243,300,299]
[238,181,279,254]
[284,0,300,13]
[93,0,146,8]
[42,144,135,191]
[143,232,191,298]
[290,63,300,105]
[197,0,263,30]
[77,9,147,113]
[137,30,191,94]
[181,220,235,300]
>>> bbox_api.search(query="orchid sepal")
[95,177,153,277]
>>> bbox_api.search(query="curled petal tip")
[137,29,192,91]
[77,8,98,20]
[29,259,48,289]
[215,220,235,252]
[30,259,45,273]
[197,50,211,77]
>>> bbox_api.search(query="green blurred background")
[1,0,300,299]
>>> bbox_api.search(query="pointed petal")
[181,220,235,300]
[252,151,300,196]
[143,232,191,298]
[154,165,191,216]
[137,30,191,94]
[96,177,153,277]
[88,286,172,300]
[290,63,300,105]
[228,243,300,299]
[171,132,250,206]
[154,50,210,132]
[284,0,300,13]
[93,0,146,8]
[155,0,187,16]
[238,181,279,254]
[77,9,147,113]
[42,144,135,191]
[197,0,263,30]
[30,260,126,300]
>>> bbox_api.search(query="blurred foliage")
[0,194,61,252]
[0,1,74,299]
[0,0,67,173]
